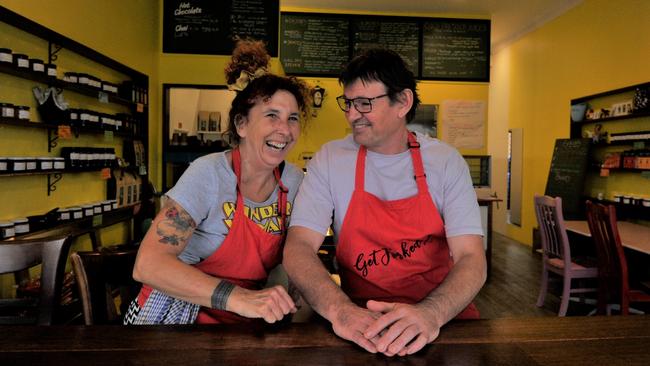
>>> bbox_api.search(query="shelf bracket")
[48,128,59,152]
[47,172,63,196]
[48,42,63,63]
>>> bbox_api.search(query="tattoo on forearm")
[156,205,195,246]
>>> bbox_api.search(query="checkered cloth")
[123,289,200,325]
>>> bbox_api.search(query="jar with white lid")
[0,222,15,239]
[93,202,103,214]
[64,72,78,83]
[12,218,29,234]
[37,157,53,170]
[0,157,7,172]
[622,196,632,204]
[0,48,12,64]
[17,106,30,120]
[78,73,90,85]
[81,204,94,217]
[643,198,650,208]
[53,157,65,170]
[29,58,44,73]
[59,208,71,221]
[9,157,26,172]
[24,157,37,171]
[1,103,15,118]
[102,200,112,212]
[45,63,57,77]
[13,53,28,69]
[70,207,83,220]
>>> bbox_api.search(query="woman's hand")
[226,285,297,323]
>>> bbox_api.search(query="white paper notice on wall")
[441,100,485,149]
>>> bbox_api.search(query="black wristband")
[211,280,235,310]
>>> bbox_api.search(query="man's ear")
[396,89,414,119]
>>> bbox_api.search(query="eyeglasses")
[336,94,389,113]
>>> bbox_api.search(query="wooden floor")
[475,232,596,318]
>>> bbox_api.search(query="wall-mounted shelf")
[570,110,650,125]
[0,168,110,195]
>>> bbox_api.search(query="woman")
[126,74,309,324]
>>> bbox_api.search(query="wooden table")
[1,316,649,365]
[565,220,650,255]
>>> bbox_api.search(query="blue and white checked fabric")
[125,289,200,325]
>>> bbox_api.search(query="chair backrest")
[534,195,571,267]
[0,236,72,325]
[71,247,140,325]
[585,201,628,302]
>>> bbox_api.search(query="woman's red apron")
[335,133,479,319]
[137,148,288,324]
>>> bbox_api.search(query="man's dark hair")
[339,49,420,123]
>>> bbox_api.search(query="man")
[283,49,486,357]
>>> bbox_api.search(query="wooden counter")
[1,316,648,365]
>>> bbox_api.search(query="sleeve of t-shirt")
[442,150,483,238]
[289,145,335,236]
[165,156,216,226]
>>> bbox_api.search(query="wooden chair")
[534,195,598,316]
[0,236,72,325]
[585,201,650,315]
[71,246,140,325]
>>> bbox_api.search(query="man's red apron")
[137,147,288,324]
[335,133,479,319]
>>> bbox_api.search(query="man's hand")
[331,302,382,353]
[363,300,441,357]
[227,285,297,323]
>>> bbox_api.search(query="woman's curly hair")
[224,39,271,86]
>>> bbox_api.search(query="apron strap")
[355,132,429,194]
[232,147,288,234]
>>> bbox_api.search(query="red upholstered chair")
[534,195,598,316]
[585,201,650,315]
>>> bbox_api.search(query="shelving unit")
[569,81,650,220]
[0,5,148,198]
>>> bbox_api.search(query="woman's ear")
[234,114,247,138]
[396,89,414,119]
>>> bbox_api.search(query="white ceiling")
[282,0,583,53]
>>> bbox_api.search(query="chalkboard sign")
[544,138,591,219]
[351,17,420,76]
[163,0,279,56]
[280,13,349,76]
[421,19,490,81]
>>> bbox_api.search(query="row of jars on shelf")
[0,147,115,173]
[67,109,140,134]
[0,47,147,104]
[0,101,30,120]
[0,156,66,172]
[0,200,118,240]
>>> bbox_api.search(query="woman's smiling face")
[236,89,301,170]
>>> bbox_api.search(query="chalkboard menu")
[163,0,279,56]
[544,138,591,219]
[280,13,349,76]
[280,12,490,81]
[351,17,420,76]
[422,19,490,81]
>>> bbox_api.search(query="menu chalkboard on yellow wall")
[163,0,279,56]
[280,13,349,76]
[421,19,490,81]
[544,138,591,219]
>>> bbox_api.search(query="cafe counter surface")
[1,316,649,365]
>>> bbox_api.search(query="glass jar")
[59,208,71,221]
[64,72,78,83]
[53,157,65,170]
[45,63,57,77]
[110,199,117,210]
[9,157,26,172]
[29,58,45,73]
[0,222,15,239]
[70,207,83,220]
[0,48,12,64]
[93,202,103,214]
[13,53,28,69]
[12,218,29,235]
[17,105,30,120]
[37,157,53,170]
[81,204,94,217]
[78,73,90,86]
[24,157,37,171]
[102,200,112,212]
[0,157,7,172]
[1,103,15,118]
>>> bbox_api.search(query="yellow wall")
[489,0,650,244]
[0,0,158,297]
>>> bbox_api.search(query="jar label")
[0,162,7,170]
[0,54,12,63]
[18,110,30,120]
[47,68,57,77]
[17,59,28,68]
[32,63,44,72]
[2,108,14,118]
[13,162,26,171]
